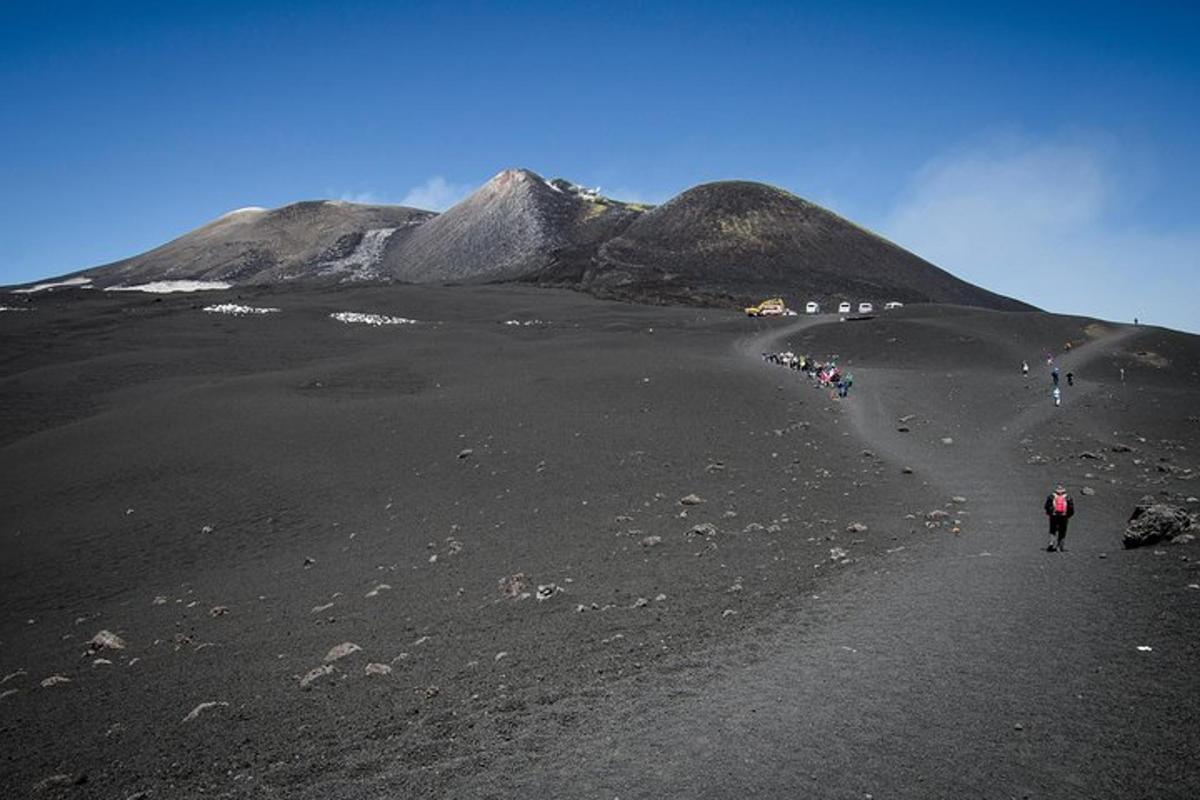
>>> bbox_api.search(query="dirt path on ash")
[496,323,1199,799]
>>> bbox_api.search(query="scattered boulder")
[1124,501,1196,549]
[1081,487,1096,496]
[687,522,718,538]
[535,583,561,601]
[40,674,71,688]
[365,662,392,677]
[299,664,336,689]
[323,642,362,662]
[498,573,529,600]
[846,522,868,533]
[88,630,126,652]
[365,583,392,598]
[679,493,704,506]
[35,775,74,790]
[950,496,968,504]
[829,547,848,562]
[1112,443,1134,453]
[640,535,663,547]
[941,437,954,446]
[457,448,474,459]
[209,606,229,617]
[182,701,229,723]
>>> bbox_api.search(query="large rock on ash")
[1123,500,1196,549]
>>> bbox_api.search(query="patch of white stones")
[330,312,418,326]
[203,304,281,316]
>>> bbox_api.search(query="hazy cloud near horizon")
[880,134,1199,334]
[400,177,477,212]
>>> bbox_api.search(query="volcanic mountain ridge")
[13,168,1033,311]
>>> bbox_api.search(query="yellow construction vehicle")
[744,297,786,317]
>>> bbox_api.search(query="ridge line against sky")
[2,1,1197,332]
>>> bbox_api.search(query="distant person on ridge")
[1053,386,1061,407]
[1044,485,1075,552]
[1022,361,1029,376]
[1051,366,1060,386]
[1066,371,1074,386]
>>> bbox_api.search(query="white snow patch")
[0,306,31,312]
[106,281,232,294]
[502,319,547,326]
[13,277,93,293]
[203,304,281,316]
[330,312,418,326]
[221,206,267,218]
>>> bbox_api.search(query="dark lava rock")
[1124,500,1196,549]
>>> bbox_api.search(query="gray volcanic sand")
[1,286,1197,798]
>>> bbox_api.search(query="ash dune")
[0,282,1197,798]
[13,168,1031,313]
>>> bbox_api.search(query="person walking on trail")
[1052,366,1060,386]
[1066,371,1074,386]
[1053,386,1062,407]
[1044,485,1075,552]
[1022,360,1029,376]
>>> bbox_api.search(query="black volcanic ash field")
[2,284,1198,798]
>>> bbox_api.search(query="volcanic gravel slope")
[50,201,435,288]
[382,168,643,283]
[1,287,1197,799]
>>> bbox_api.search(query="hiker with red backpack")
[1044,485,1074,552]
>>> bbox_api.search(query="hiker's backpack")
[1053,494,1068,514]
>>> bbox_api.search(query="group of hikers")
[761,351,854,397]
[1023,348,1078,550]
[1021,354,1074,407]
[758,346,1080,553]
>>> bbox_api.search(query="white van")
[805,301,820,314]
[884,301,903,310]
[858,302,874,314]
[837,301,851,314]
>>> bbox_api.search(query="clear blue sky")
[3,1,1197,331]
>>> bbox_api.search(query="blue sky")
[2,1,1197,332]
